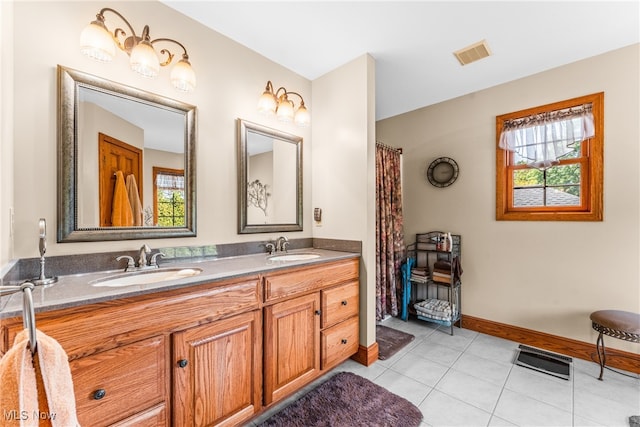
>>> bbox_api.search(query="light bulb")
[258,91,277,115]
[130,40,159,78]
[80,20,115,62]
[171,58,196,92]
[294,104,310,126]
[276,99,294,122]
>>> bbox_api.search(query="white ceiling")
[163,1,639,120]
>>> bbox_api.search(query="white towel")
[0,329,80,426]
[125,174,143,226]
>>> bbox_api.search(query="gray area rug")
[257,371,423,427]
[377,324,415,360]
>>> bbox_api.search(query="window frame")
[496,92,604,221]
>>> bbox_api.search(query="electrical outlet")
[313,207,322,226]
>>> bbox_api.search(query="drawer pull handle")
[341,339,348,344]
[177,359,189,368]
[315,310,321,316]
[93,389,106,400]
[341,300,348,306]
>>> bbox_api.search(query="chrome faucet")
[275,236,289,252]
[138,244,151,268]
[116,244,164,272]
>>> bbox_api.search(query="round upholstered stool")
[590,310,640,380]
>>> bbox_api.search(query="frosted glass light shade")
[276,99,294,122]
[80,21,115,62]
[294,104,310,127]
[171,59,196,92]
[130,40,159,78]
[258,91,277,115]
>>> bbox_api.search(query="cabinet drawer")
[3,277,260,360]
[321,316,359,370]
[70,335,167,427]
[110,403,167,427]
[264,258,358,302]
[321,280,359,328]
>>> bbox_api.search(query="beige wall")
[6,1,312,258]
[0,0,15,272]
[377,44,640,352]
[312,54,377,346]
[78,102,144,227]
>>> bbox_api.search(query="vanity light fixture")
[80,8,196,92]
[258,81,310,126]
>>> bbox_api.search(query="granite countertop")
[0,248,359,319]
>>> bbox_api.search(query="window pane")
[513,187,544,207]
[513,187,581,207]
[546,186,581,206]
[513,168,543,187]
[546,163,581,186]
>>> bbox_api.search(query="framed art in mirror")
[57,65,197,242]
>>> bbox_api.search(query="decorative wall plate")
[427,157,459,188]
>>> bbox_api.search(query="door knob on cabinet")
[341,339,348,344]
[341,300,348,306]
[93,388,106,400]
[177,359,188,368]
[314,310,322,316]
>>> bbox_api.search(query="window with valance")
[496,93,603,221]
[153,167,186,226]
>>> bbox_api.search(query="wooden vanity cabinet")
[262,258,360,406]
[0,276,262,427]
[0,256,360,426]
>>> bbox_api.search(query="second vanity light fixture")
[80,8,196,92]
[258,81,310,126]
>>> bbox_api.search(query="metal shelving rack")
[404,231,462,335]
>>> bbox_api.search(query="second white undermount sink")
[90,267,203,288]
[267,253,321,262]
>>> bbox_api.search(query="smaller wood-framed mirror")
[237,119,303,234]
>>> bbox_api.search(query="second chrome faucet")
[264,236,290,255]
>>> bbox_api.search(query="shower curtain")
[375,143,405,320]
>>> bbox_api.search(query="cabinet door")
[173,310,262,427]
[264,292,320,405]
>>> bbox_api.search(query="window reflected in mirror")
[153,167,186,227]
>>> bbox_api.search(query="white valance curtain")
[156,173,184,190]
[498,104,594,169]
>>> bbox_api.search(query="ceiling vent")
[453,39,491,66]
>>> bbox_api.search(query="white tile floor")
[250,317,640,427]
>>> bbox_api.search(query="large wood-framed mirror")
[57,65,196,242]
[237,119,302,234]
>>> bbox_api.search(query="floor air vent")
[515,345,572,380]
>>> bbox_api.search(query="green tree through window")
[153,167,185,226]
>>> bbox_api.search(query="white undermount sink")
[267,253,321,262]
[90,267,203,288]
